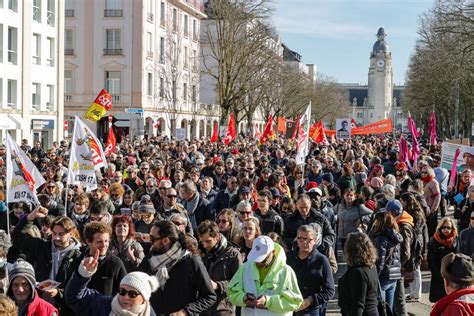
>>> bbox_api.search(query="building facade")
[0,0,65,148]
[344,27,406,131]
[64,0,215,141]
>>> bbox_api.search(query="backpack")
[406,221,425,272]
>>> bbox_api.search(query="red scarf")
[422,176,434,184]
[430,287,474,316]
[433,227,457,248]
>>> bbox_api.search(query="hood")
[52,236,81,254]
[397,211,414,227]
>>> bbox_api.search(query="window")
[193,19,197,40]
[65,0,74,17]
[65,29,73,55]
[159,77,164,97]
[105,0,122,17]
[0,79,2,107]
[147,73,153,96]
[397,112,403,119]
[172,9,177,32]
[104,29,121,55]
[64,70,73,94]
[172,80,176,100]
[184,46,188,68]
[32,33,41,64]
[0,24,3,63]
[160,2,165,26]
[8,0,17,12]
[7,80,17,108]
[8,27,17,64]
[32,83,41,109]
[147,0,153,21]
[183,82,187,101]
[191,85,196,102]
[47,37,54,66]
[46,85,54,110]
[105,71,121,95]
[33,0,42,23]
[184,15,188,37]
[47,0,55,26]
[159,37,165,64]
[146,32,152,53]
[192,49,197,71]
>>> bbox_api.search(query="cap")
[381,199,403,216]
[240,186,251,194]
[307,187,323,196]
[269,188,281,198]
[441,253,473,286]
[305,182,318,191]
[247,236,275,263]
[138,195,156,214]
[120,272,159,300]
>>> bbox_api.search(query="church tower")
[367,27,393,122]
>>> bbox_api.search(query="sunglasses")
[47,186,56,189]
[239,211,252,215]
[441,226,452,230]
[167,195,177,198]
[146,185,155,188]
[217,219,229,224]
[118,288,141,298]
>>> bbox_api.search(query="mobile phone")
[246,293,257,300]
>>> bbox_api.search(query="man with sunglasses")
[235,201,253,228]
[157,188,193,236]
[214,176,239,214]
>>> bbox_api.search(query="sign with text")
[336,118,351,140]
[441,141,474,172]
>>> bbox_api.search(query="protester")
[227,235,303,314]
[236,217,261,261]
[459,211,474,259]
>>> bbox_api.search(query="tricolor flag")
[68,116,107,190]
[84,89,113,122]
[295,102,312,165]
[6,133,45,206]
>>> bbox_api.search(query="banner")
[277,117,287,134]
[295,102,311,165]
[6,133,45,205]
[336,118,352,140]
[429,111,437,145]
[285,120,297,139]
[325,118,393,136]
[441,142,474,172]
[67,116,107,190]
[84,89,113,122]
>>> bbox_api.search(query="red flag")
[224,113,236,145]
[291,114,300,139]
[260,114,275,144]
[311,121,327,144]
[211,122,219,143]
[351,118,357,129]
[104,126,116,157]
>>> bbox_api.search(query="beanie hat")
[441,253,473,286]
[305,182,318,191]
[365,200,376,211]
[138,195,156,214]
[120,272,159,301]
[8,258,36,299]
[370,177,384,189]
[322,173,334,183]
[381,199,403,216]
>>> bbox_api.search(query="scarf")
[421,176,434,184]
[203,234,227,261]
[50,238,80,280]
[433,227,457,248]
[148,242,188,289]
[182,192,200,229]
[109,295,151,316]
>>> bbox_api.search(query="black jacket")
[287,247,335,311]
[254,208,285,237]
[139,252,217,315]
[338,265,379,316]
[454,198,474,232]
[459,226,474,259]
[371,228,403,282]
[79,250,127,296]
[284,209,336,255]
[213,190,239,214]
[201,238,242,315]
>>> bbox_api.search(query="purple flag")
[429,111,437,145]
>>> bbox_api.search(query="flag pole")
[5,133,10,236]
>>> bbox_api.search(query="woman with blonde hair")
[338,232,379,315]
[216,208,241,243]
[427,217,459,302]
[236,217,261,262]
[287,165,306,199]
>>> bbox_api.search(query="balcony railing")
[65,95,73,103]
[65,48,74,55]
[46,102,54,111]
[103,48,122,55]
[104,9,123,17]
[65,9,74,17]
[47,58,54,67]
[112,95,121,103]
[47,11,55,26]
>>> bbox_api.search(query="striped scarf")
[148,242,188,289]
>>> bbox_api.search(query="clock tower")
[367,27,393,122]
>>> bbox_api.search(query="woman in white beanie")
[65,250,159,316]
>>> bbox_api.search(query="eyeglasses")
[146,185,155,188]
[159,187,168,190]
[230,181,238,184]
[441,226,452,230]
[239,211,252,215]
[47,186,56,189]
[296,237,314,243]
[217,219,229,224]
[167,195,177,198]
[118,288,141,298]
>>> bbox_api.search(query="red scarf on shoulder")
[433,227,457,248]
[430,287,474,316]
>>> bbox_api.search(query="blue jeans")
[380,280,397,312]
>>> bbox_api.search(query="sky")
[273,0,435,85]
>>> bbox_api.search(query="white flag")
[295,102,312,165]
[6,133,46,205]
[67,116,107,190]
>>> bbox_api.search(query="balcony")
[147,51,153,60]
[147,12,154,22]
[65,95,73,103]
[103,48,123,55]
[169,0,207,19]
[65,9,74,17]
[112,95,121,103]
[104,9,123,17]
[47,11,55,26]
[65,48,74,55]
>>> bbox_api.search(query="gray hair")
[384,174,396,186]
[181,180,197,194]
[297,224,322,247]
[382,184,396,200]
[159,179,172,188]
[169,213,188,226]
[107,163,116,172]
[236,200,252,212]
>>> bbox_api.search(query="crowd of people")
[0,134,472,316]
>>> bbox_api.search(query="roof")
[348,87,369,107]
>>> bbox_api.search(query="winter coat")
[427,236,459,302]
[284,208,336,255]
[254,208,285,237]
[397,211,414,267]
[7,289,58,316]
[139,252,217,314]
[227,243,303,315]
[454,198,474,232]
[213,190,239,214]
[371,228,403,283]
[287,247,335,312]
[201,237,243,315]
[459,226,474,259]
[430,287,474,316]
[336,202,372,239]
[109,238,145,272]
[11,216,82,314]
[338,265,379,316]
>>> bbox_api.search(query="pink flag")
[407,114,420,138]
[408,114,420,164]
[429,111,437,145]
[399,135,409,163]
[450,148,461,187]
